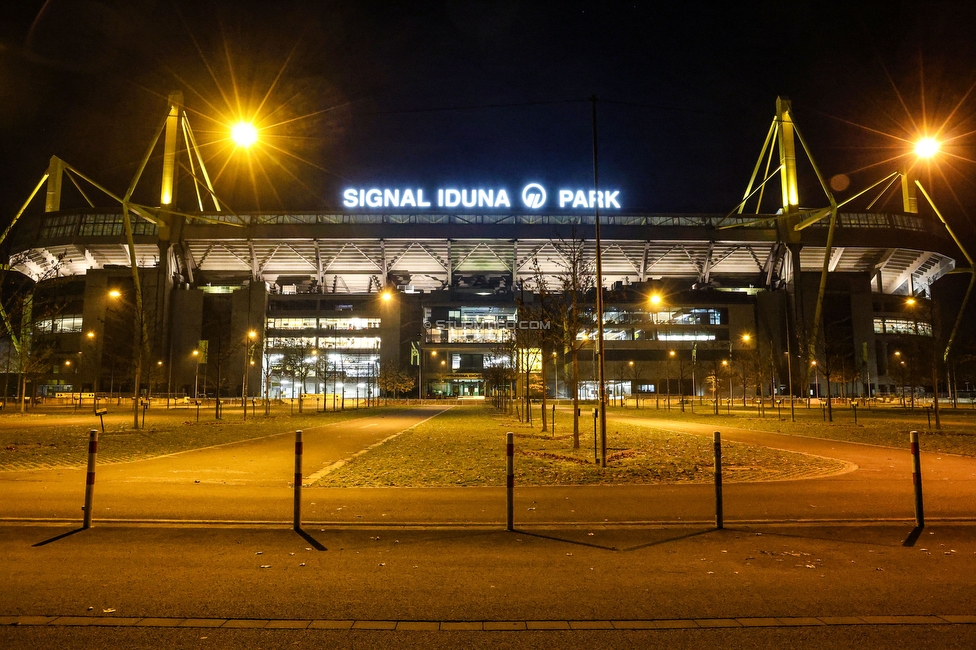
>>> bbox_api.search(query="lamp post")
[722,359,731,414]
[108,288,143,429]
[740,333,751,407]
[668,350,675,411]
[552,350,559,400]
[811,360,820,403]
[906,296,941,428]
[192,349,200,400]
[628,360,637,409]
[893,350,910,408]
[649,293,664,410]
[86,330,99,393]
[242,329,257,420]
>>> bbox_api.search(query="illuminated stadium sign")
[341,183,621,210]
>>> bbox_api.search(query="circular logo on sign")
[521,183,547,209]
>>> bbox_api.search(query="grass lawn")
[601,400,976,456]
[0,405,395,471]
[314,406,849,487]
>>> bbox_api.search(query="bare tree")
[550,232,595,449]
[0,254,69,412]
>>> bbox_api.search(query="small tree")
[280,339,315,413]
[550,231,594,449]
[378,362,416,402]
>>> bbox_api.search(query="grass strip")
[0,406,397,470]
[315,406,848,487]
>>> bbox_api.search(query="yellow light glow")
[192,350,199,357]
[914,137,940,158]
[86,331,95,339]
[231,122,259,148]
[649,294,662,306]
[742,333,751,342]
[906,297,916,306]
[381,291,393,302]
[108,289,121,299]
[248,329,258,339]
[669,350,675,357]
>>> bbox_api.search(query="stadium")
[0,94,961,408]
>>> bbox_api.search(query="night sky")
[2,1,976,229]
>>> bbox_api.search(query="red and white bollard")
[294,430,303,531]
[83,429,98,529]
[506,432,514,531]
[911,430,924,527]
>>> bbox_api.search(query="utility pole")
[591,95,608,467]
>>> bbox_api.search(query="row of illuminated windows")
[586,329,719,342]
[35,315,83,333]
[604,308,725,326]
[874,318,932,337]
[267,336,381,350]
[265,351,379,380]
[267,317,381,330]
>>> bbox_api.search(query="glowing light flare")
[914,137,940,159]
[231,122,259,148]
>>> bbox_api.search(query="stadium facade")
[0,96,958,405]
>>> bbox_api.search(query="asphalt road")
[0,407,450,522]
[2,523,975,649]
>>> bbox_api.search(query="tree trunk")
[540,348,548,432]
[572,349,580,449]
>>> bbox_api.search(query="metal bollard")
[713,431,724,530]
[83,429,98,529]
[506,432,514,531]
[551,404,556,436]
[294,430,303,531]
[593,408,599,463]
[910,431,924,527]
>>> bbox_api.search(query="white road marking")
[360,423,379,428]
[304,407,453,484]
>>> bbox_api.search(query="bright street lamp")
[231,121,258,148]
[914,137,940,159]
